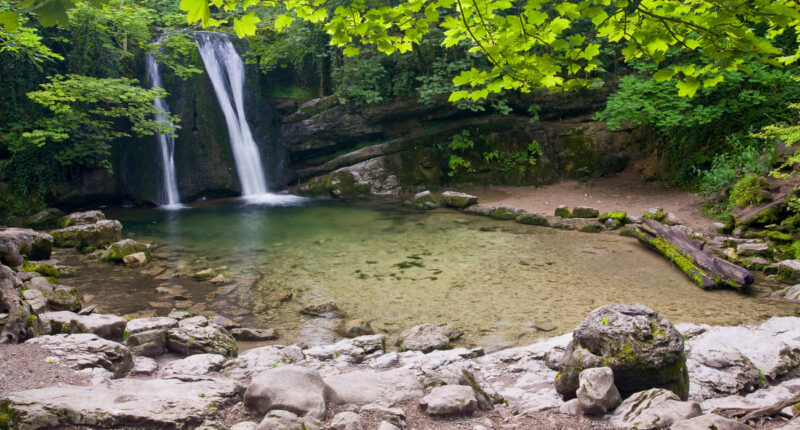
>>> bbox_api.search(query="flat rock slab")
[1,376,240,429]
[27,333,133,378]
[325,368,424,406]
[419,385,477,416]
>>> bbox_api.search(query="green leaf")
[0,11,19,31]
[703,74,724,88]
[676,76,700,98]
[180,0,210,25]
[233,12,260,37]
[274,14,295,30]
[342,45,360,56]
[653,69,676,82]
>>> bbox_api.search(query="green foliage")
[729,174,768,208]
[696,137,772,197]
[440,130,542,178]
[150,31,204,79]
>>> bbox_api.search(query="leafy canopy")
[171,0,800,100]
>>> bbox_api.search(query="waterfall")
[195,32,270,197]
[145,41,183,208]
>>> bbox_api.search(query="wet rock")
[57,210,106,228]
[330,411,364,430]
[555,205,572,218]
[161,353,226,376]
[773,284,800,303]
[223,345,305,380]
[440,191,478,208]
[671,414,754,430]
[489,205,524,220]
[211,315,238,329]
[130,356,159,376]
[232,327,277,341]
[336,319,374,338]
[515,212,549,226]
[325,368,424,406]
[0,228,53,266]
[167,317,238,357]
[71,313,127,340]
[244,365,328,419]
[210,274,230,285]
[101,239,152,262]
[411,190,438,209]
[50,220,122,251]
[45,285,81,312]
[777,260,800,284]
[554,304,688,400]
[268,289,293,304]
[27,333,133,377]
[397,323,452,352]
[572,206,599,218]
[609,388,702,429]
[2,376,240,428]
[301,300,342,317]
[22,289,46,314]
[193,268,215,280]
[462,204,495,216]
[576,367,621,415]
[123,252,148,267]
[419,385,478,416]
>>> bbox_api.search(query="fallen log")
[0,264,29,343]
[627,219,753,291]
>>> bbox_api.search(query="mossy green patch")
[599,211,627,223]
[0,401,20,430]
[554,206,572,218]
[20,261,60,278]
[515,213,549,226]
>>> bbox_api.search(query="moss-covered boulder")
[554,205,572,218]
[515,212,549,226]
[573,206,599,218]
[101,239,152,262]
[643,207,665,222]
[57,210,106,228]
[45,286,82,312]
[599,211,627,224]
[776,260,800,284]
[489,206,524,220]
[555,304,689,401]
[21,260,75,278]
[411,191,438,210]
[50,220,122,251]
[439,191,478,209]
[298,171,371,199]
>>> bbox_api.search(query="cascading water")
[145,40,183,209]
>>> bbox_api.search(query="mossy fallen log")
[629,219,753,291]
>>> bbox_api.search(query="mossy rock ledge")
[554,304,689,401]
[101,239,152,262]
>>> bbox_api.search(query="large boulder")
[44,286,81,312]
[244,365,328,419]
[166,316,237,357]
[1,376,240,429]
[101,239,152,262]
[70,313,127,340]
[57,210,106,228]
[576,367,622,415]
[609,388,702,429]
[0,228,53,266]
[27,333,133,377]
[419,385,478,416]
[50,220,122,251]
[397,323,455,352]
[554,304,689,400]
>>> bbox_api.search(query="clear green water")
[74,199,797,350]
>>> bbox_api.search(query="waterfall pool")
[56,199,798,351]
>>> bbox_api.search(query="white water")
[145,42,183,209]
[195,32,276,201]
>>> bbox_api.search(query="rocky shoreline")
[1,202,800,429]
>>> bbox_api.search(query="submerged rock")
[231,327,277,341]
[554,304,689,400]
[301,300,342,317]
[1,376,240,429]
[192,268,215,280]
[610,388,702,429]
[419,385,478,416]
[335,319,374,338]
[123,252,148,267]
[411,190,438,209]
[440,191,478,209]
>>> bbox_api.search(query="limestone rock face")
[324,368,424,406]
[166,317,237,357]
[223,345,305,380]
[554,304,689,400]
[609,388,702,429]
[45,286,81,312]
[244,365,328,419]
[419,385,478,416]
[330,411,364,430]
[0,228,53,266]
[27,333,133,377]
[576,367,622,415]
[50,220,122,250]
[160,353,226,376]
[71,313,127,340]
[397,323,454,352]
[1,376,240,429]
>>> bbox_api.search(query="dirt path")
[464,168,715,232]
